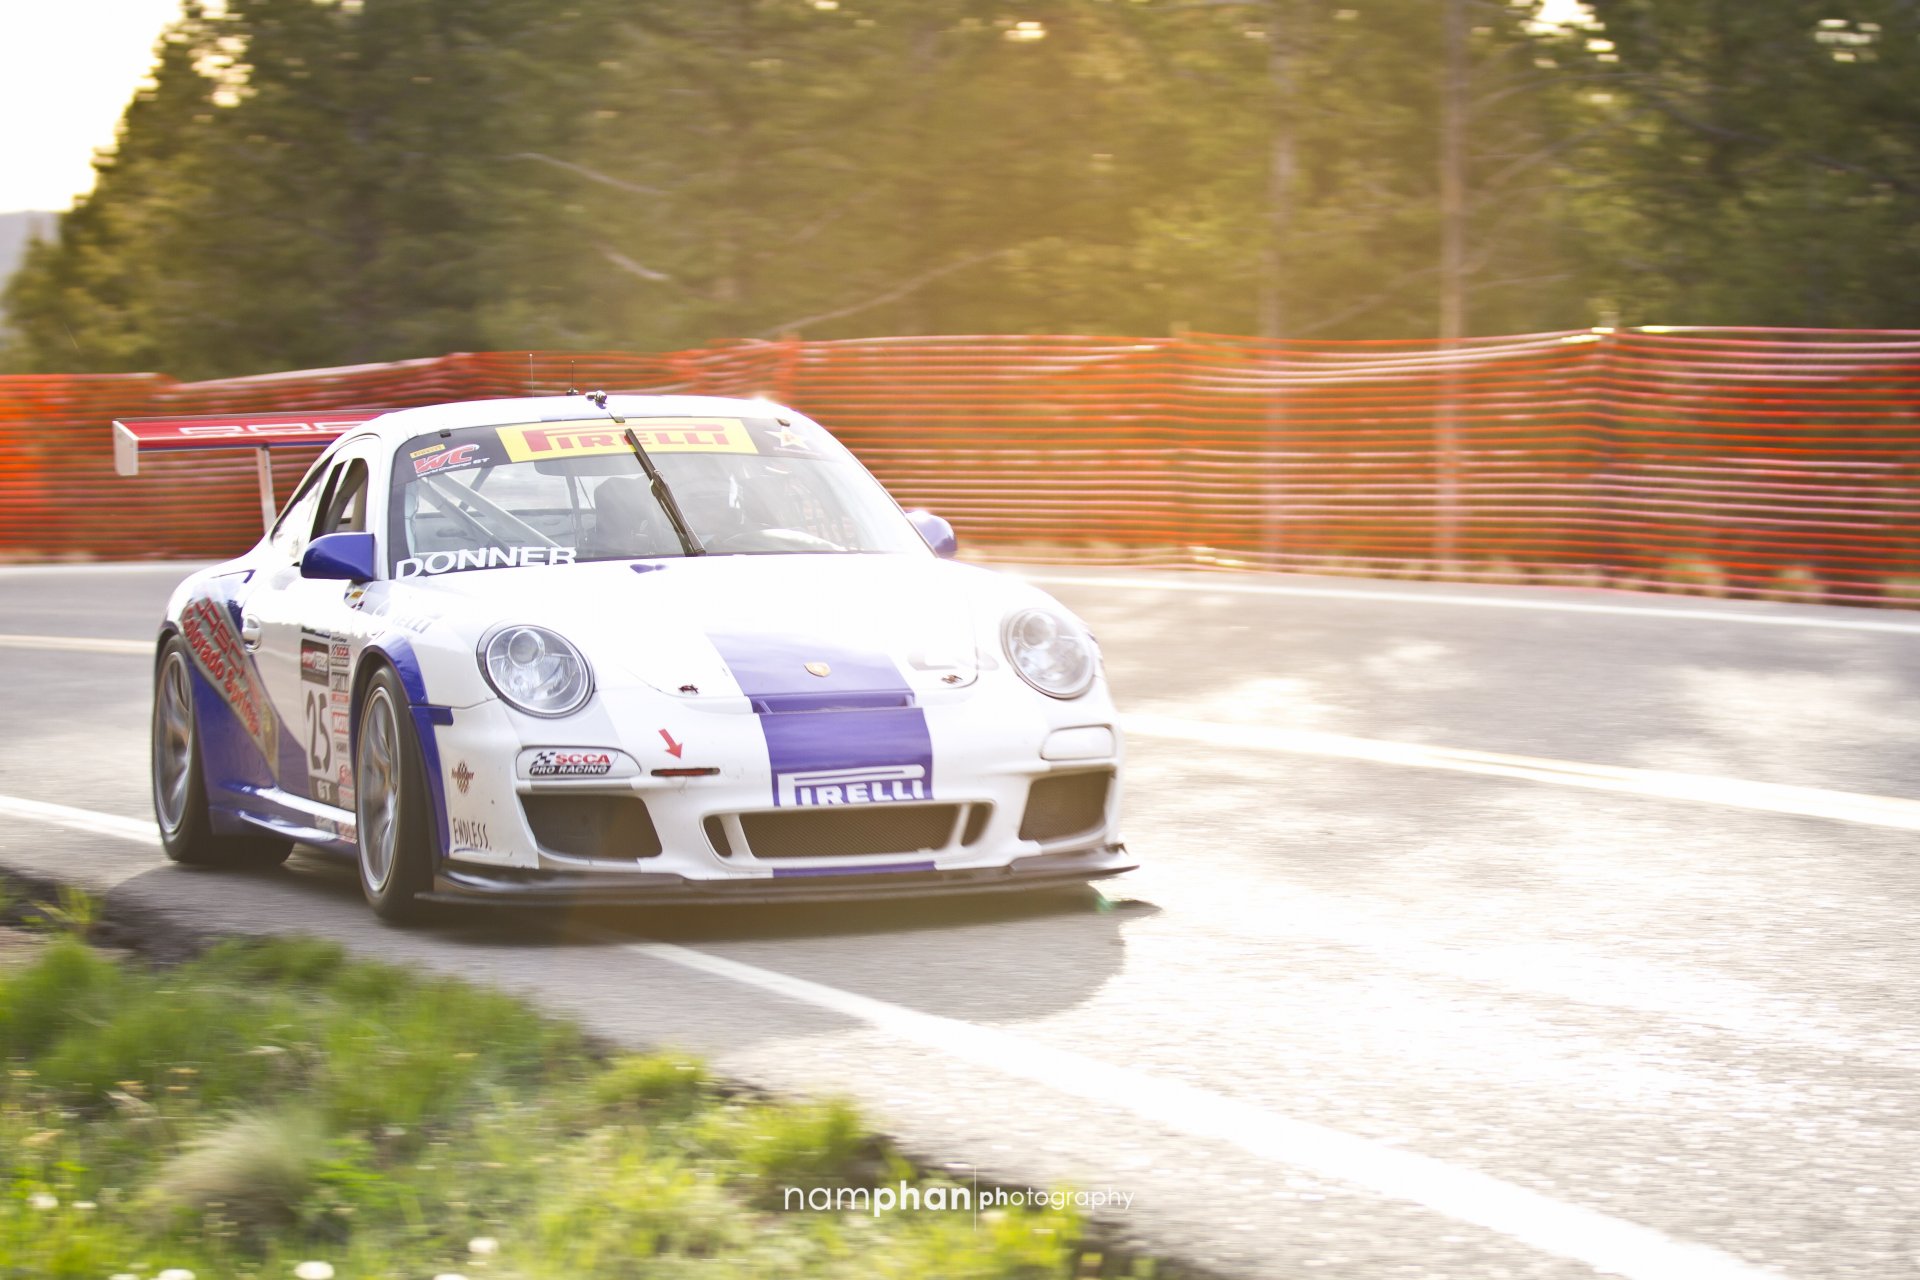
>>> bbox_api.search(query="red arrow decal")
[658,729,684,758]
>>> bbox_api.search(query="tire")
[151,635,293,869]
[353,665,436,921]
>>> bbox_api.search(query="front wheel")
[354,667,436,921]
[151,636,291,868]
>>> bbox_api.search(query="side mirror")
[301,531,378,582]
[906,510,957,559]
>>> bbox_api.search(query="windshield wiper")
[624,425,706,556]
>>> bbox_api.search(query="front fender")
[351,635,466,863]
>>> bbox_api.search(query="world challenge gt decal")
[179,596,279,768]
[411,442,483,476]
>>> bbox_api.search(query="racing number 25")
[305,689,332,776]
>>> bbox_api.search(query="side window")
[315,459,369,537]
[268,460,333,561]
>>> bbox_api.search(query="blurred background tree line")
[5,0,1920,381]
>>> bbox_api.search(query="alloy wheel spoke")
[154,653,196,829]
[359,695,401,890]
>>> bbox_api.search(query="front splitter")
[421,845,1136,906]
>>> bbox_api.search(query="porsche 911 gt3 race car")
[123,394,1132,919]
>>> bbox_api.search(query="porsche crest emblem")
[804,661,831,678]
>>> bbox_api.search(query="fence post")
[254,447,278,530]
[1434,347,1463,567]
[1434,0,1468,569]
[772,331,804,404]
[1261,343,1290,565]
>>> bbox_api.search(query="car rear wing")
[112,409,389,530]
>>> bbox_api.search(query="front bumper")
[422,842,1136,905]
[428,678,1129,892]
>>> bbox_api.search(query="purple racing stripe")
[708,636,904,711]
[707,634,934,809]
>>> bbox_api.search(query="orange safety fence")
[2,330,1917,606]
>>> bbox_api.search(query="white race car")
[127,395,1132,919]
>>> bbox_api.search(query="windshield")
[385,415,926,577]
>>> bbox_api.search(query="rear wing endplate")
[112,410,389,530]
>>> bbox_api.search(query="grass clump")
[0,936,1089,1279]
[1766,563,1825,602]
[590,1048,711,1112]
[140,1106,327,1233]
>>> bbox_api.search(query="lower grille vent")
[741,805,960,859]
[522,795,663,859]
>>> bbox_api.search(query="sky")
[0,0,185,212]
[0,0,1597,216]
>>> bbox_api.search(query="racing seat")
[589,475,674,558]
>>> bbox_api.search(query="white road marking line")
[0,561,208,579]
[1124,712,1920,831]
[0,633,151,656]
[0,791,1784,1278]
[637,940,1779,1280]
[1023,571,1920,635]
[0,795,160,845]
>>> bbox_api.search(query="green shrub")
[194,935,348,986]
[0,938,1095,1280]
[1884,574,1920,605]
[1661,554,1728,597]
[591,1051,711,1112]
[0,937,124,1061]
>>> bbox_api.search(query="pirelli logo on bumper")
[778,765,928,807]
[496,418,758,462]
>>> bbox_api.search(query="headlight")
[479,624,593,717]
[1002,608,1097,699]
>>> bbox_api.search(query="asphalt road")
[4,561,1920,1280]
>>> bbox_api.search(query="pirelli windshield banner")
[496,418,758,462]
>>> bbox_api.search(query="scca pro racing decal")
[528,749,612,777]
[396,547,576,577]
[708,635,933,810]
[298,630,356,808]
[180,596,278,767]
[514,747,640,781]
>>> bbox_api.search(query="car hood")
[399,553,1000,703]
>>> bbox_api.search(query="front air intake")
[521,795,663,859]
[739,805,960,859]
[1018,771,1111,843]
